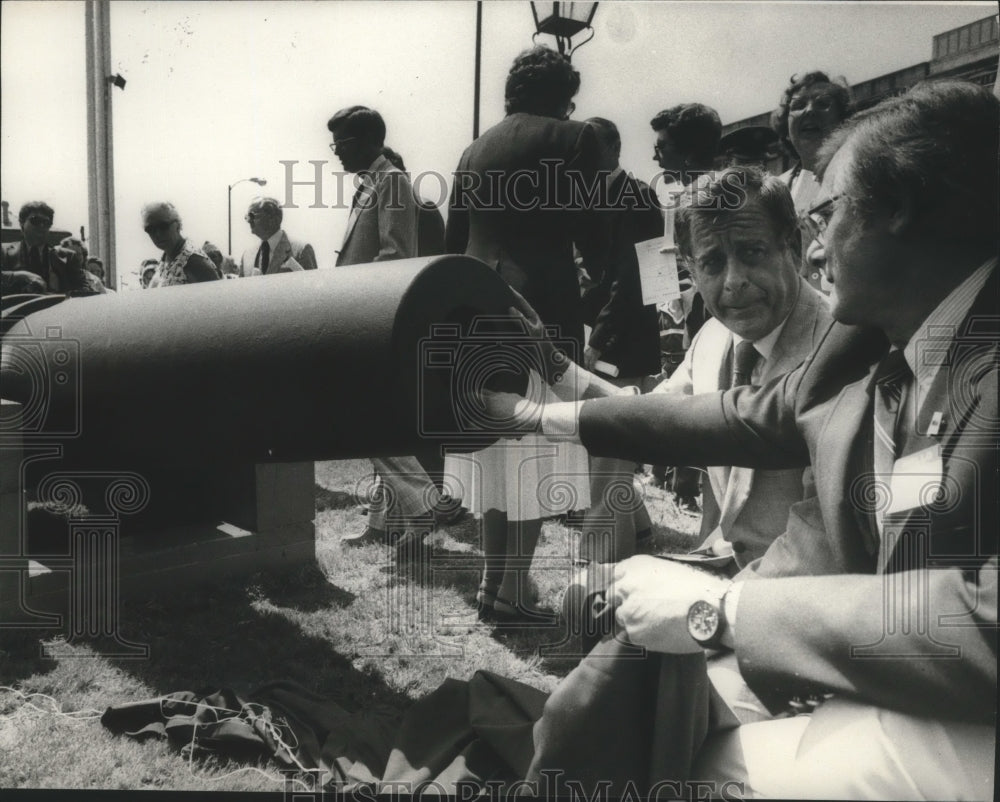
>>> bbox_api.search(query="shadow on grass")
[248,560,356,614]
[4,564,416,724]
[315,483,362,513]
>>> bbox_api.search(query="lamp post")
[530,2,599,60]
[227,177,266,255]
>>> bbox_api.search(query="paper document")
[636,237,681,307]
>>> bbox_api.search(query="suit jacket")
[2,240,93,295]
[661,279,832,564]
[240,230,318,277]
[579,269,998,722]
[580,171,664,377]
[446,112,605,351]
[336,154,418,266]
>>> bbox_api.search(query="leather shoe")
[342,526,387,547]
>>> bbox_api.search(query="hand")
[506,286,546,341]
[583,345,602,371]
[506,286,573,386]
[480,389,542,433]
[610,556,731,654]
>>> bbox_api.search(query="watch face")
[687,599,720,643]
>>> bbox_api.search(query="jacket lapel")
[883,270,999,572]
[268,232,292,274]
[340,156,386,257]
[719,282,826,529]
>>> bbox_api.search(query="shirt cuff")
[724,580,743,642]
[540,401,584,442]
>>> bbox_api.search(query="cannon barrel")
[1,255,528,469]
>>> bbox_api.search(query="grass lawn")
[0,459,701,793]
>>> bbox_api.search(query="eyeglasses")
[245,212,260,222]
[802,194,842,243]
[144,220,177,235]
[27,216,53,227]
[329,137,358,153]
[789,94,837,114]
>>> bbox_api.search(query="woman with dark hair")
[771,71,851,291]
[444,46,603,624]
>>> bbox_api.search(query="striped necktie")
[871,349,912,488]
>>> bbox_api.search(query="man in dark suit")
[446,46,605,352]
[239,197,317,277]
[576,116,663,561]
[1,201,93,295]
[494,81,997,797]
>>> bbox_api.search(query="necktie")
[258,241,270,274]
[731,340,760,388]
[29,246,44,276]
[871,349,912,488]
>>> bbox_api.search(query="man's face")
[654,130,686,174]
[687,197,799,341]
[788,83,843,168]
[808,144,899,328]
[330,129,369,174]
[21,212,53,247]
[247,204,279,240]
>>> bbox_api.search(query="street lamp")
[531,2,599,59]
[227,176,266,255]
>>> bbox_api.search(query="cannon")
[0,255,541,626]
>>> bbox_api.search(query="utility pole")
[85,1,118,289]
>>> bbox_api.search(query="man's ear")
[886,192,915,237]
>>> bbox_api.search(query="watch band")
[687,583,732,650]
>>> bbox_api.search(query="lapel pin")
[928,410,945,437]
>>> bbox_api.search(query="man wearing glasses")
[239,197,317,277]
[326,105,433,551]
[492,80,996,798]
[327,106,418,266]
[1,201,92,295]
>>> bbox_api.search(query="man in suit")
[1,201,93,295]
[648,104,723,510]
[577,116,664,561]
[329,106,418,266]
[654,167,832,569]
[445,46,605,352]
[327,106,435,550]
[239,197,317,277]
[495,80,997,797]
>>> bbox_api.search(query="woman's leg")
[478,509,508,605]
[497,517,543,613]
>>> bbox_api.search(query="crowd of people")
[2,39,997,799]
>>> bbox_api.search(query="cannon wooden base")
[0,521,316,626]
[2,399,318,631]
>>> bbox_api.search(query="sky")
[1,0,994,289]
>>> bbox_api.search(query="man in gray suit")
[239,197,317,276]
[654,168,832,569]
[328,106,418,266]
[327,106,436,549]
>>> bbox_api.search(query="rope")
[0,686,320,791]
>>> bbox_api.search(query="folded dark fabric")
[101,671,547,793]
[527,637,738,797]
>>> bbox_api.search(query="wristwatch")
[687,585,730,649]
